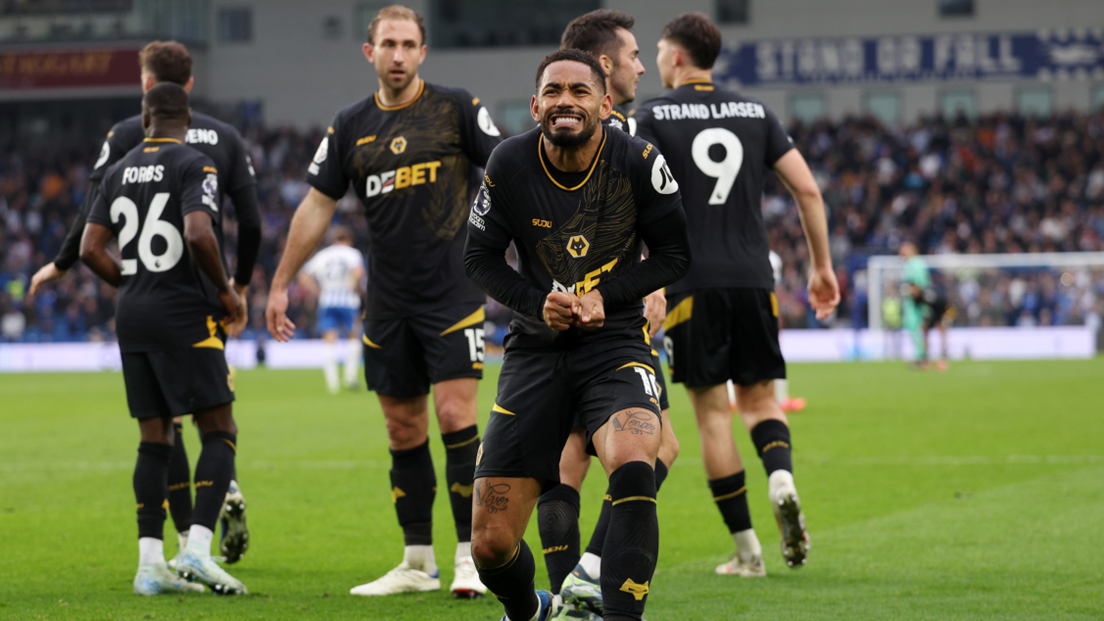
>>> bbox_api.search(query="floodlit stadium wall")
[1,327,1095,373]
[194,0,1104,128]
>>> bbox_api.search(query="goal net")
[865,251,1104,360]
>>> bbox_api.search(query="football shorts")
[663,288,786,388]
[362,303,485,398]
[475,335,662,487]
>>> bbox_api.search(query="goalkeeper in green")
[898,242,952,370]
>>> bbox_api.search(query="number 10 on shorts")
[463,328,485,362]
[633,366,660,398]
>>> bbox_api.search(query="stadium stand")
[2,110,1103,343]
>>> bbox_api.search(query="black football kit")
[55,111,260,284]
[464,125,690,479]
[87,139,234,418]
[635,80,794,387]
[306,80,502,397]
[464,125,690,621]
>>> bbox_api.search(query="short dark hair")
[139,40,192,86]
[142,82,190,123]
[367,5,426,46]
[535,49,607,95]
[661,12,722,70]
[561,10,634,59]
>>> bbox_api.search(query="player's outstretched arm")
[30,180,103,296]
[184,211,243,326]
[266,187,338,341]
[773,149,840,320]
[78,222,122,287]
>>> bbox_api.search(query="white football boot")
[166,532,188,571]
[219,480,249,564]
[134,560,206,595]
[769,470,810,568]
[350,561,441,596]
[450,555,487,598]
[715,553,766,577]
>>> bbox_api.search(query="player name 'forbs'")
[649,101,768,121]
[122,165,165,184]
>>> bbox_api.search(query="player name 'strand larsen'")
[650,101,768,121]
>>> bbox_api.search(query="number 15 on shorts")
[463,328,485,362]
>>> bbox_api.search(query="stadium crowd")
[2,109,1103,343]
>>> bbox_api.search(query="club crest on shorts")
[567,235,589,258]
[390,136,407,154]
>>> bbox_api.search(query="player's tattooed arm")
[79,222,122,287]
[609,409,659,436]
[474,481,511,514]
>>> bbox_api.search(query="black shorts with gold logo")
[362,303,485,398]
[475,334,662,486]
[663,288,786,388]
[121,347,235,419]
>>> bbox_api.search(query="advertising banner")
[0,46,142,90]
[716,29,1104,87]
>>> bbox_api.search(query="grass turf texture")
[1,359,1102,620]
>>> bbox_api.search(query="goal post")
[867,251,1104,331]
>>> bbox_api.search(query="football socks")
[167,422,193,535]
[584,458,669,560]
[442,425,479,542]
[475,541,539,621]
[537,483,580,594]
[134,441,173,540]
[602,461,659,620]
[192,430,236,531]
[390,439,436,546]
[751,419,793,475]
[709,471,753,534]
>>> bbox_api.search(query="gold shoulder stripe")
[143,137,183,144]
[617,361,655,374]
[492,403,516,416]
[362,334,383,349]
[327,126,335,134]
[538,129,606,192]
[472,97,480,106]
[663,295,693,331]
[439,306,485,336]
[203,166,218,173]
[107,131,114,138]
[678,78,713,86]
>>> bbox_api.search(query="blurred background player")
[25,39,258,567]
[771,250,806,413]
[265,4,501,599]
[899,241,953,371]
[80,83,247,595]
[635,13,840,574]
[297,226,366,393]
[533,11,681,617]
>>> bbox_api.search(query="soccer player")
[899,242,952,370]
[297,226,366,393]
[634,13,840,573]
[463,48,691,621]
[80,83,248,595]
[770,250,806,412]
[28,40,258,566]
[264,5,501,598]
[535,11,680,615]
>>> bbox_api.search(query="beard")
[541,107,600,148]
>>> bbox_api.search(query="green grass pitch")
[1,358,1102,620]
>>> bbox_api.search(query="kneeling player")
[464,50,691,621]
[81,83,248,595]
